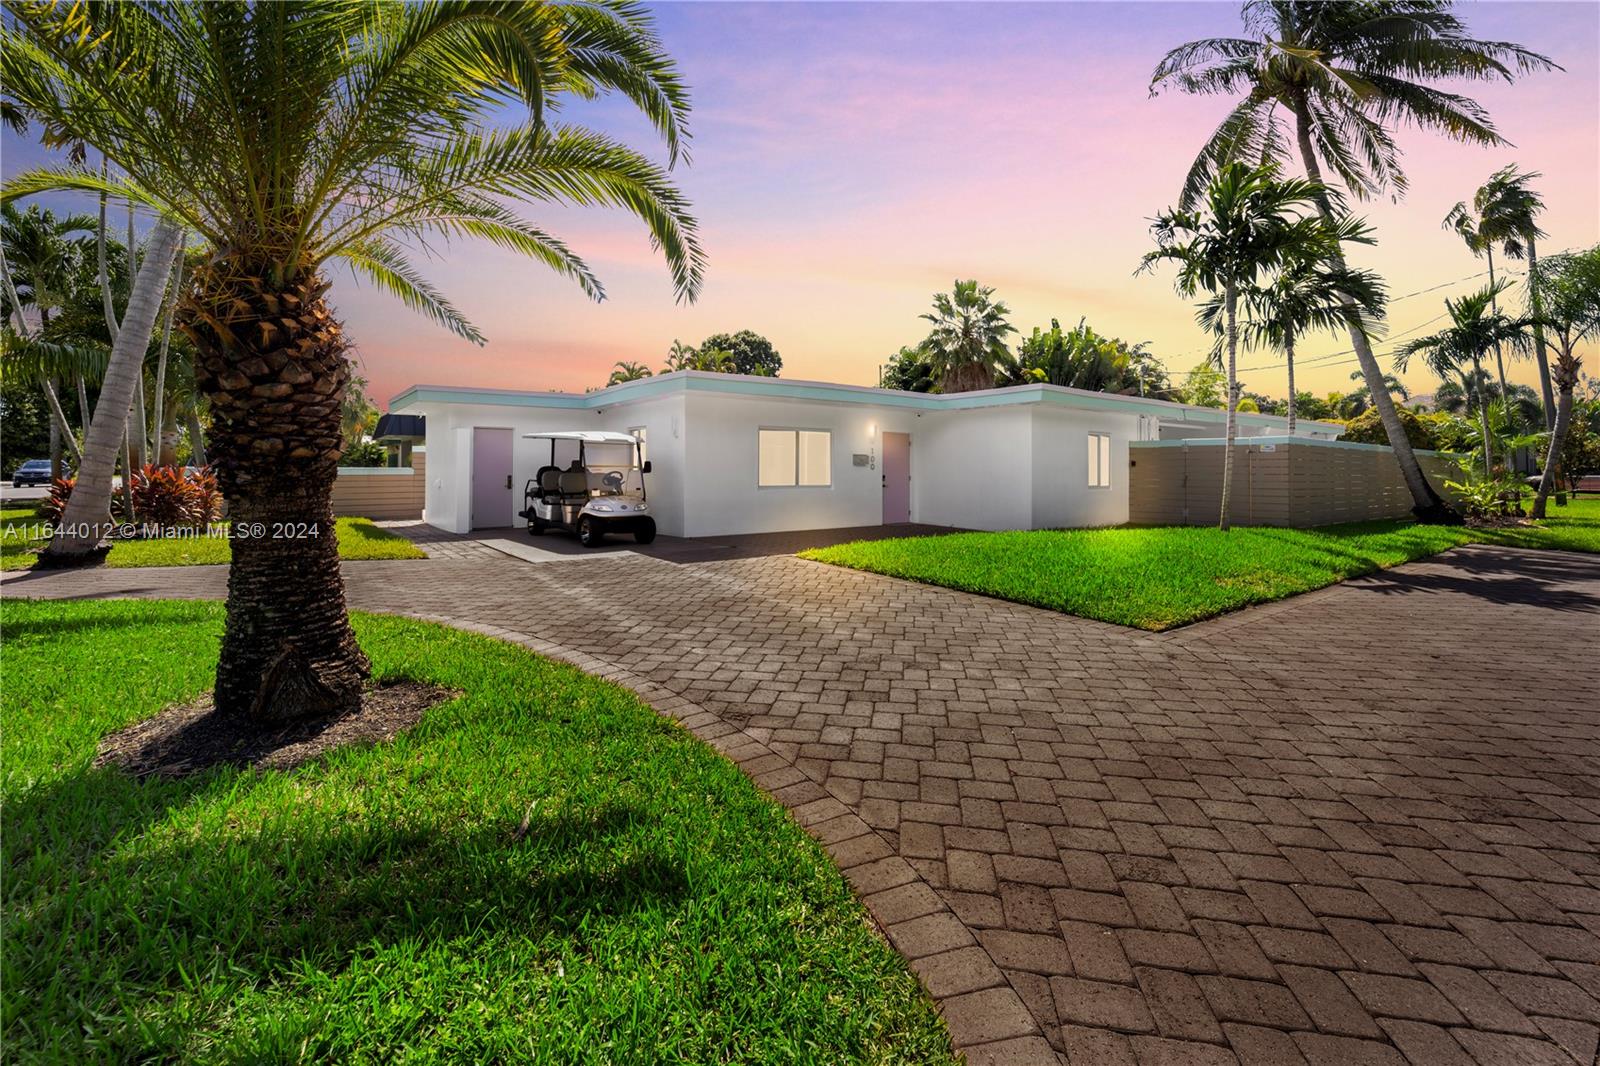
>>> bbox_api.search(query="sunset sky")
[4,2,1596,409]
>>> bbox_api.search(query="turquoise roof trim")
[390,371,1344,433]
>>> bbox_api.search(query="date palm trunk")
[1219,279,1239,531]
[1292,97,1456,523]
[1526,235,1554,428]
[38,220,181,565]
[1531,346,1578,519]
[182,261,368,722]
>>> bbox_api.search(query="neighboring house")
[389,370,1341,536]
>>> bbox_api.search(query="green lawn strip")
[0,600,954,1065]
[1,509,424,569]
[801,498,1600,631]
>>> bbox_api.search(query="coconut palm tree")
[1199,213,1385,433]
[1141,161,1339,529]
[1528,246,1600,517]
[1152,1,1556,522]
[918,280,1016,393]
[3,2,704,723]
[606,360,652,386]
[1393,284,1539,475]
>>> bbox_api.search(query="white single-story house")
[388,370,1342,537]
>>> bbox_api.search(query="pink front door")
[470,427,514,528]
[882,432,911,523]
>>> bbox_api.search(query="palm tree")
[1340,369,1408,419]
[663,340,699,373]
[606,360,653,386]
[1444,165,1550,425]
[1152,1,1557,522]
[918,280,1016,393]
[1466,166,1551,425]
[4,2,703,723]
[1,202,97,476]
[1141,161,1338,529]
[1393,284,1539,475]
[1528,246,1600,517]
[1200,214,1385,433]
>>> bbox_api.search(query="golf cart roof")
[523,430,639,444]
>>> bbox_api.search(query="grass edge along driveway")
[1,505,424,569]
[1,600,955,1065]
[800,498,1600,631]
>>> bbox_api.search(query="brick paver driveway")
[6,541,1600,1066]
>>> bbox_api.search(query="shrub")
[39,466,222,528]
[1340,406,1440,450]
[340,439,388,467]
[1443,461,1528,521]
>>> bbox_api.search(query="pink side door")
[882,432,911,524]
[470,427,514,528]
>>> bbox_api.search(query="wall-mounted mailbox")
[852,453,870,467]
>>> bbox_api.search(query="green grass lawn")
[802,497,1600,631]
[1,505,424,569]
[1,600,955,1065]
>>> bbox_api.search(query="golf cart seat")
[557,468,589,497]
[534,465,561,499]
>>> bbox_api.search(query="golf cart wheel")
[634,519,657,545]
[527,516,545,536]
[578,516,604,547]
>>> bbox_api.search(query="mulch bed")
[94,680,457,778]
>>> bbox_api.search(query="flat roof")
[390,370,1344,433]
[523,430,640,443]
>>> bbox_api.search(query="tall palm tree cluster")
[1141,162,1352,529]
[1152,0,1558,522]
[3,1,703,724]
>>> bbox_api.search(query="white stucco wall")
[914,406,1035,531]
[678,392,921,536]
[1030,406,1140,528]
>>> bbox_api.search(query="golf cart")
[518,431,655,547]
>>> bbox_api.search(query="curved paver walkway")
[6,543,1600,1066]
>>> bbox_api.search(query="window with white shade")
[758,429,831,487]
[1087,432,1112,489]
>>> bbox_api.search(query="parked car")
[11,459,63,487]
[518,431,655,546]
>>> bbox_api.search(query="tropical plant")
[1198,212,1384,433]
[1140,162,1338,529]
[1013,317,1164,395]
[1393,284,1540,475]
[340,372,379,450]
[1,202,96,475]
[606,360,653,386]
[663,339,699,372]
[1178,360,1228,408]
[1442,462,1528,521]
[338,439,388,468]
[1151,0,1556,522]
[38,463,220,526]
[1527,245,1600,517]
[1341,405,1441,451]
[696,330,781,377]
[917,280,1016,393]
[3,1,703,723]
[881,345,936,393]
[1339,368,1408,419]
[1444,164,1549,423]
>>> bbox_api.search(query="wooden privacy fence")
[1128,437,1462,527]
[330,452,426,520]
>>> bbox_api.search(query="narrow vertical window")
[1088,432,1111,488]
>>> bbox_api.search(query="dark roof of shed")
[373,413,425,440]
